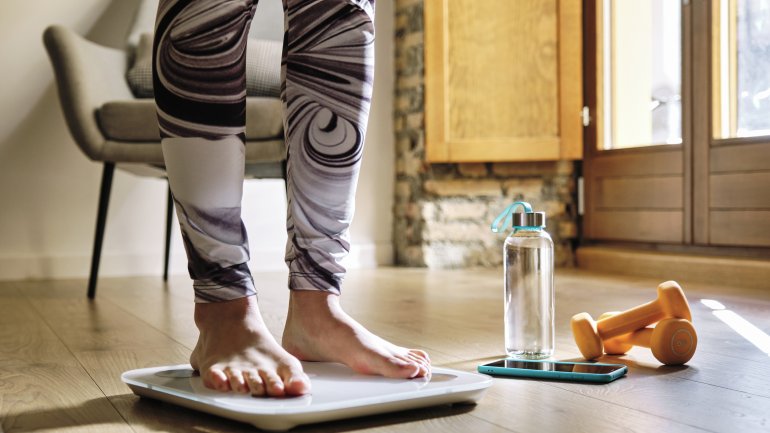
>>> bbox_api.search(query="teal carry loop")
[491,201,542,233]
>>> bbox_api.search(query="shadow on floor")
[2,393,479,433]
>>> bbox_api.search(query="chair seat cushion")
[98,97,284,142]
[127,33,281,99]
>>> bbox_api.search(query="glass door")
[712,0,770,140]
[583,0,689,244]
[584,0,770,251]
[692,0,770,247]
[602,0,683,149]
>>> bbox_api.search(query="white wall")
[0,0,394,281]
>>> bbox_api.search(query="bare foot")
[190,296,311,397]
[282,291,431,379]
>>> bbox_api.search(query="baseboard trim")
[576,246,770,290]
[0,242,394,281]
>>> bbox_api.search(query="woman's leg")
[279,0,430,378]
[154,0,309,396]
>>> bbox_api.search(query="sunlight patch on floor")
[701,299,770,357]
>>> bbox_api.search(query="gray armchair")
[43,25,286,298]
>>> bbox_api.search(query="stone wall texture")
[393,0,578,268]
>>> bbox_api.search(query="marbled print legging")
[153,0,375,302]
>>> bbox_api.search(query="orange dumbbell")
[571,281,692,360]
[599,312,697,365]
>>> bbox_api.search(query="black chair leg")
[163,183,173,281]
[87,162,115,299]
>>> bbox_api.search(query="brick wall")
[393,0,578,268]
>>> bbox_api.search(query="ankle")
[194,296,257,328]
[289,290,339,311]
[286,291,346,336]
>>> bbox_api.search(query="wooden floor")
[1,268,769,433]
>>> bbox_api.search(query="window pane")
[602,0,682,150]
[714,0,770,139]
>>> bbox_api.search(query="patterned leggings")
[153,0,375,302]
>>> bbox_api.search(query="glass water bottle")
[493,202,554,359]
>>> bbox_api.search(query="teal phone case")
[477,359,628,383]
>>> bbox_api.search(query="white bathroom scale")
[122,362,492,431]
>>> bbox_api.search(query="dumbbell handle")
[614,327,653,348]
[597,300,665,340]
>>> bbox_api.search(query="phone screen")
[484,359,624,374]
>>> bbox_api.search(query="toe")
[244,370,266,396]
[381,354,420,379]
[279,363,311,396]
[260,369,286,397]
[205,368,230,392]
[224,367,247,393]
[413,360,431,378]
[410,349,431,364]
[407,351,431,368]
[406,353,431,377]
[285,374,311,396]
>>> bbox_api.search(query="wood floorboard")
[0,364,133,433]
[15,280,253,433]
[545,376,769,433]
[466,375,709,433]
[0,297,81,367]
[95,283,200,349]
[1,268,768,432]
[107,394,257,433]
[0,288,132,433]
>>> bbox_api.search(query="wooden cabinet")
[424,0,583,162]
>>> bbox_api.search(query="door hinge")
[581,106,591,127]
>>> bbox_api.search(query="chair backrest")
[43,26,134,161]
[127,0,159,51]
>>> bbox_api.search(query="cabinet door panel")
[425,0,582,162]
[447,0,558,140]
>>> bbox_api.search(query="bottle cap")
[511,211,545,228]
[491,201,546,232]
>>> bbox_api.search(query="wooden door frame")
[692,0,709,245]
[692,0,770,245]
[582,0,691,244]
[582,0,770,258]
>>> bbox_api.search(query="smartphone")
[477,359,628,383]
